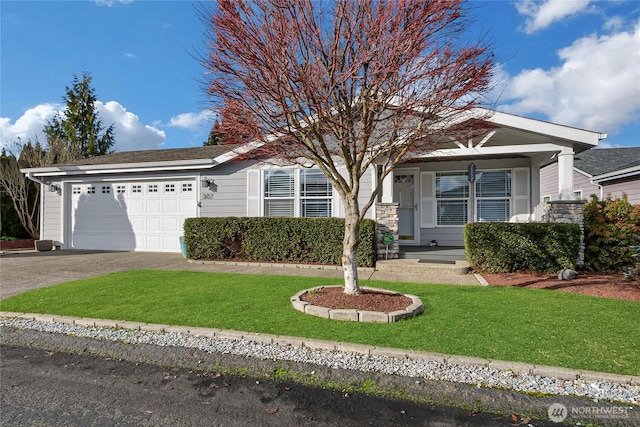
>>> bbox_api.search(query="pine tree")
[44,72,115,161]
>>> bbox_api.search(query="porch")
[376,245,473,279]
[398,245,467,264]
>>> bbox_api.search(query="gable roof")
[22,108,607,177]
[574,147,640,178]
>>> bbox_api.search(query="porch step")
[376,258,471,275]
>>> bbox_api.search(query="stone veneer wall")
[375,203,399,260]
[547,200,586,266]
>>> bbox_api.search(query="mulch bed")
[481,272,640,301]
[0,238,35,251]
[300,286,413,312]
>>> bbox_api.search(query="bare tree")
[0,141,47,239]
[201,0,494,294]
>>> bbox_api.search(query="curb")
[2,311,638,387]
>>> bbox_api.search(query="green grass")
[1,270,638,375]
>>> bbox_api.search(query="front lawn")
[1,270,638,375]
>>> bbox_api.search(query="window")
[262,168,333,217]
[87,186,96,194]
[116,185,126,194]
[436,172,468,225]
[300,169,332,217]
[182,183,193,192]
[476,170,511,222]
[264,170,294,217]
[148,184,158,193]
[72,186,82,194]
[132,184,142,193]
[165,183,175,192]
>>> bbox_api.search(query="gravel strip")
[2,318,638,405]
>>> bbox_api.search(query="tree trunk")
[342,199,361,295]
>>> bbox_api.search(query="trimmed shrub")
[464,222,581,273]
[583,195,640,272]
[184,217,376,267]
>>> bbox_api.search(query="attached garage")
[22,145,240,254]
[69,179,196,252]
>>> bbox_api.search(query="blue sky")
[1,0,639,153]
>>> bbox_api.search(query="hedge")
[464,222,581,273]
[184,217,377,267]
[583,195,640,272]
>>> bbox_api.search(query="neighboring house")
[22,110,606,253]
[540,147,640,205]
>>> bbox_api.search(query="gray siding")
[573,170,599,200]
[199,159,372,219]
[41,181,63,244]
[539,163,638,203]
[539,163,558,200]
[199,160,255,217]
[602,177,640,204]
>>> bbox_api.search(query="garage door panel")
[70,179,196,252]
[162,199,179,214]
[146,199,162,213]
[129,199,145,214]
[146,217,163,232]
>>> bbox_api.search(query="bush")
[184,217,377,267]
[464,222,581,273]
[583,195,640,272]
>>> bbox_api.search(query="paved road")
[1,344,522,426]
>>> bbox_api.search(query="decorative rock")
[2,317,639,405]
[558,269,578,280]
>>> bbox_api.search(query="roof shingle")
[51,145,239,167]
[574,147,640,176]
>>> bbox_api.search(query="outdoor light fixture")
[201,178,212,188]
[49,183,61,192]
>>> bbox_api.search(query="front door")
[393,170,419,244]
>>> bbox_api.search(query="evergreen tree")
[44,72,115,161]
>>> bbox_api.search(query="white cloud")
[0,104,60,151]
[498,22,640,134]
[516,0,592,34]
[124,52,137,59]
[168,110,215,131]
[97,101,165,152]
[0,101,166,154]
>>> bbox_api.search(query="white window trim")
[474,169,512,223]
[259,167,334,218]
[430,168,521,226]
[435,171,470,228]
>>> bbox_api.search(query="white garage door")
[69,179,196,252]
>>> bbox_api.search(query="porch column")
[375,203,399,259]
[381,172,393,203]
[557,146,574,200]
